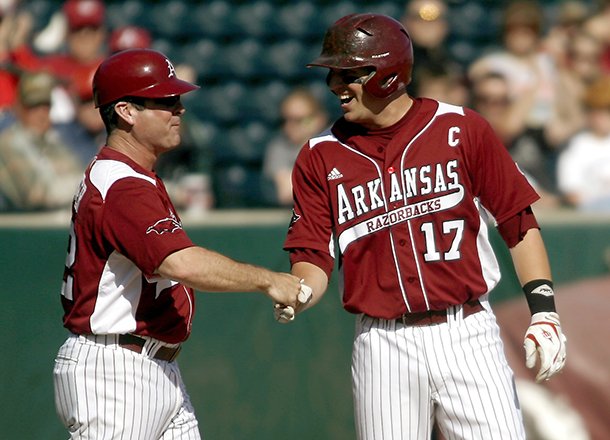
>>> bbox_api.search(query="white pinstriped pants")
[352,302,526,440]
[53,334,201,440]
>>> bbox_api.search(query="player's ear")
[114,101,137,126]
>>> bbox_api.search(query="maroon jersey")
[61,147,195,344]
[285,98,539,319]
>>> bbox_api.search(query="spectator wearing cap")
[557,75,610,212]
[0,71,84,211]
[108,25,152,54]
[6,0,107,123]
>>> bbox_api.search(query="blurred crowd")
[1,0,610,214]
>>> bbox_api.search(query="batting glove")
[274,281,313,324]
[297,281,313,305]
[524,312,567,382]
[274,303,296,323]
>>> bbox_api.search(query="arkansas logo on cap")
[165,59,176,78]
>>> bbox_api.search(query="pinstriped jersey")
[284,98,539,319]
[60,147,195,344]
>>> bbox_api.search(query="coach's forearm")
[157,246,277,293]
[509,228,552,285]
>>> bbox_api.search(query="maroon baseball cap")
[93,49,199,107]
[63,0,105,30]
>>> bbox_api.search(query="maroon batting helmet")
[92,48,199,108]
[308,13,413,98]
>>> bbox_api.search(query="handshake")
[273,280,313,323]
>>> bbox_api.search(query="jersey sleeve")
[496,206,540,248]
[284,143,335,263]
[464,110,540,224]
[102,178,194,276]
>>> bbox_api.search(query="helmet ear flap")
[363,72,409,98]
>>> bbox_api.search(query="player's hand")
[265,272,301,307]
[523,312,567,382]
[274,281,313,324]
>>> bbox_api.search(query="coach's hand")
[523,312,567,382]
[274,281,313,323]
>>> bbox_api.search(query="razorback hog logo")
[146,217,182,235]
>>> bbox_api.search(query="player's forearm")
[509,228,552,285]
[291,261,328,309]
[158,246,277,293]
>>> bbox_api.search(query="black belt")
[396,299,484,326]
[118,334,181,362]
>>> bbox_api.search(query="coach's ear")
[114,101,137,126]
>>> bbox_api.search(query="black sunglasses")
[326,69,375,86]
[128,95,181,108]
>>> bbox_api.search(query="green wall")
[1,212,608,439]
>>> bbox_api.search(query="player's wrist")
[523,279,556,315]
[530,311,559,323]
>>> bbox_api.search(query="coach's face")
[132,96,185,153]
[326,67,388,128]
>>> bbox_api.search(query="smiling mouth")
[340,94,354,105]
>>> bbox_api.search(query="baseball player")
[53,48,306,439]
[278,14,567,440]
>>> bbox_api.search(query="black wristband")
[523,279,556,314]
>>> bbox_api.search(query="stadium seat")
[449,1,490,39]
[233,1,280,38]
[105,0,148,30]
[212,164,277,208]
[192,81,247,124]
[276,2,322,38]
[321,1,361,28]
[148,1,189,38]
[262,40,309,79]
[27,0,57,31]
[224,39,266,79]
[368,1,402,19]
[447,39,482,68]
[242,81,290,124]
[219,120,271,165]
[185,0,236,38]
[178,39,221,79]
[204,120,271,169]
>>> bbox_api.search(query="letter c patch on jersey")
[448,126,461,147]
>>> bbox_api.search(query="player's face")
[131,96,185,152]
[326,68,385,127]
